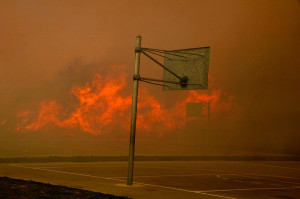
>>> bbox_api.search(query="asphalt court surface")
[1,161,300,199]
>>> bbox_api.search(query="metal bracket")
[133,74,140,80]
[141,50,183,81]
[135,47,141,53]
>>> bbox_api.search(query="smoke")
[0,0,299,156]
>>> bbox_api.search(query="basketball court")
[1,160,299,198]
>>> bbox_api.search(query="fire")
[136,88,185,134]
[17,69,132,134]
[25,101,62,130]
[61,73,132,133]
[1,119,7,126]
[16,66,234,135]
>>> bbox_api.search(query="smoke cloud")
[0,0,299,157]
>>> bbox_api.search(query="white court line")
[195,168,300,180]
[214,173,300,186]
[237,162,300,171]
[195,186,300,193]
[9,164,236,199]
[116,180,236,199]
[250,173,300,180]
[38,165,128,169]
[216,174,229,180]
[9,164,125,183]
[236,173,300,185]
[32,165,229,172]
[116,173,238,178]
[36,165,300,181]
[136,165,300,180]
[199,192,237,199]
[12,164,300,198]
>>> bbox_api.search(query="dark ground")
[0,177,130,199]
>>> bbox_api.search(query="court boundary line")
[236,173,300,185]
[132,165,300,180]
[10,163,300,198]
[9,164,236,199]
[9,164,125,182]
[236,161,300,171]
[27,164,300,180]
[195,186,300,193]
[115,173,238,178]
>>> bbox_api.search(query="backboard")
[163,47,210,90]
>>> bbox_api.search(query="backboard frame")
[163,47,210,90]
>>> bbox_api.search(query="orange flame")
[25,101,62,130]
[1,119,7,126]
[135,88,185,134]
[16,66,234,135]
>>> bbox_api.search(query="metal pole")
[127,35,142,185]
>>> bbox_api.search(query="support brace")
[133,74,140,80]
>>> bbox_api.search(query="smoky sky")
[0,0,299,157]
